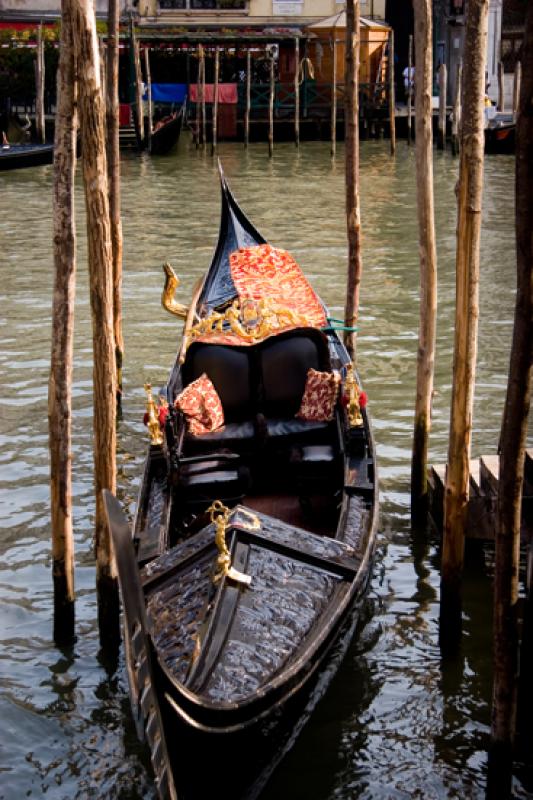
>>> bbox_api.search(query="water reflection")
[0,139,531,798]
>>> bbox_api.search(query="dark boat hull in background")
[149,107,184,155]
[0,142,54,170]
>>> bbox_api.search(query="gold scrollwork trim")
[189,297,311,344]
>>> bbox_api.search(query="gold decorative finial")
[144,382,164,445]
[207,500,252,587]
[345,364,364,427]
[161,263,189,320]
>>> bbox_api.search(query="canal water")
[1,139,531,799]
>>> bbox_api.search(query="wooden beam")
[106,0,123,406]
[407,34,413,146]
[490,5,533,792]
[73,0,119,646]
[438,62,447,149]
[50,0,77,646]
[244,48,251,148]
[411,0,438,523]
[343,0,362,359]
[440,0,489,652]
[331,35,337,157]
[451,59,462,156]
[388,29,396,156]
[212,45,219,156]
[294,37,300,147]
[35,23,46,143]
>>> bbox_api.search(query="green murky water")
[1,138,531,799]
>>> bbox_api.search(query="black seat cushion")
[260,330,330,418]
[266,417,330,442]
[184,421,256,454]
[182,343,252,423]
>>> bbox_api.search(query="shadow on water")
[0,139,531,798]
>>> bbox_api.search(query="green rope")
[321,324,359,333]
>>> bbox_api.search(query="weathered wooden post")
[407,34,413,146]
[488,8,533,795]
[245,47,251,148]
[268,49,275,158]
[106,0,123,405]
[50,0,77,646]
[344,0,362,359]
[195,45,201,148]
[212,46,219,156]
[130,21,145,147]
[440,0,489,651]
[144,46,153,153]
[438,62,447,149]
[512,60,521,120]
[73,0,119,645]
[451,59,462,156]
[388,29,396,156]
[36,22,46,143]
[294,37,300,147]
[331,34,337,156]
[411,0,438,524]
[200,44,206,148]
[498,60,505,111]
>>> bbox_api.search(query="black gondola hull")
[0,143,54,170]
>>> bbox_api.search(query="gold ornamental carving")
[344,364,364,428]
[189,297,311,345]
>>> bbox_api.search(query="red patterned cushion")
[175,374,224,436]
[296,369,340,422]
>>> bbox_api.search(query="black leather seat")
[176,455,251,509]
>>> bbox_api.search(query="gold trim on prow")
[161,262,189,320]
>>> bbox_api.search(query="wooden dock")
[428,450,533,541]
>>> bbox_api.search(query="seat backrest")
[182,343,252,423]
[259,330,330,418]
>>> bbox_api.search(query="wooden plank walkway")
[428,449,533,541]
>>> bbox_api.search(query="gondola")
[0,142,54,171]
[485,113,516,154]
[148,103,184,156]
[104,165,378,800]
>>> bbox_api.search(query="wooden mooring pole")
[344,0,362,360]
[212,46,219,156]
[200,45,206,149]
[144,46,153,153]
[73,0,119,647]
[488,7,533,795]
[498,60,505,111]
[440,0,489,652]
[294,37,300,147]
[388,29,396,156]
[513,60,521,120]
[411,0,437,524]
[438,62,447,149]
[451,59,462,156]
[268,51,275,158]
[36,22,46,143]
[407,34,413,146]
[106,0,123,407]
[331,35,337,157]
[130,21,144,147]
[50,0,77,646]
[244,48,251,148]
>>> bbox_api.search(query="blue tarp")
[143,84,188,104]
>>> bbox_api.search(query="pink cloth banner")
[189,83,238,104]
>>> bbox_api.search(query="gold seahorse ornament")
[161,262,189,320]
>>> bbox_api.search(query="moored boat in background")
[0,141,54,171]
[104,166,378,800]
